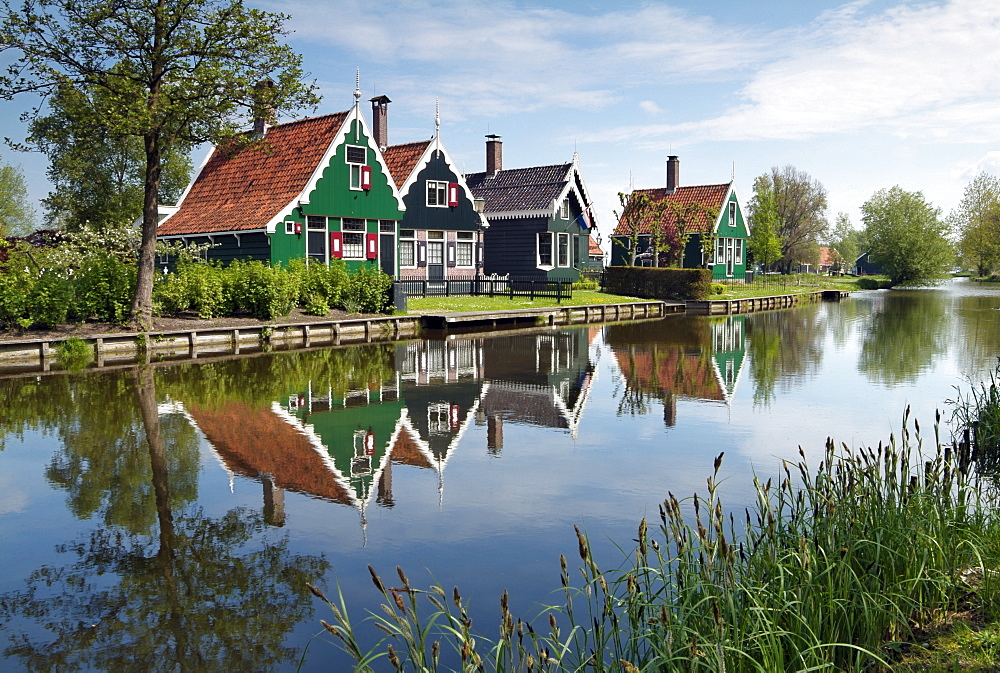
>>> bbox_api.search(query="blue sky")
[3,0,999,246]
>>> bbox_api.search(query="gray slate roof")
[465,164,572,213]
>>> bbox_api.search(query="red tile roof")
[159,112,349,235]
[589,235,603,256]
[383,141,430,188]
[818,246,835,266]
[612,184,730,237]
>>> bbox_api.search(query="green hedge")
[603,266,711,300]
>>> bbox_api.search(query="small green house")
[610,156,749,281]
[158,87,405,275]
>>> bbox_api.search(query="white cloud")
[583,0,1000,146]
[639,100,664,115]
[268,0,764,119]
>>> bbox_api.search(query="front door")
[379,234,396,277]
[427,236,445,280]
[307,216,327,264]
[726,238,734,276]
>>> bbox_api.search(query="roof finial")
[354,69,361,103]
[435,97,440,136]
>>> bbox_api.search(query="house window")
[729,202,736,227]
[342,218,365,258]
[537,232,553,267]
[285,221,296,235]
[735,238,743,264]
[307,216,327,264]
[557,233,570,267]
[716,237,725,265]
[427,180,448,207]
[456,231,473,266]
[400,229,416,267]
[428,402,450,434]
[559,199,569,219]
[346,145,366,190]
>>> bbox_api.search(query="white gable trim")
[266,105,406,234]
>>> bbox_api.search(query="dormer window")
[427,180,448,207]
[346,145,366,190]
[559,199,569,219]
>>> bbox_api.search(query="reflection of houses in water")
[607,316,746,426]
[178,329,600,529]
[396,338,484,473]
[477,330,597,444]
[181,379,419,541]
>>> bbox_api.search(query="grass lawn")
[406,290,646,313]
[712,273,879,300]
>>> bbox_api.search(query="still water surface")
[1,279,999,671]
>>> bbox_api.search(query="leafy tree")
[1,0,320,329]
[662,199,716,268]
[861,186,953,286]
[0,152,35,236]
[950,172,1000,277]
[827,212,861,272]
[747,175,782,271]
[613,191,651,266]
[752,166,828,271]
[26,83,192,231]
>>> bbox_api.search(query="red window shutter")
[366,232,378,259]
[361,165,372,191]
[448,182,459,207]
[330,231,343,259]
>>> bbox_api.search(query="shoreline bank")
[0,290,844,375]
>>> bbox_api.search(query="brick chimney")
[370,95,391,151]
[486,134,502,174]
[252,78,276,139]
[666,155,680,193]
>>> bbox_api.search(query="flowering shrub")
[0,224,395,330]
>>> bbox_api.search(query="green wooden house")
[378,98,487,283]
[465,136,598,282]
[610,156,750,281]
[157,86,405,275]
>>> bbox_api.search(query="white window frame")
[342,218,366,259]
[537,232,554,268]
[557,232,570,267]
[559,199,569,219]
[716,237,725,265]
[456,231,474,267]
[735,238,743,265]
[400,229,416,267]
[346,144,366,191]
[427,180,448,207]
[729,202,736,227]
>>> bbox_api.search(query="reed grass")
[312,407,1000,672]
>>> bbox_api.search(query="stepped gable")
[159,112,349,235]
[465,164,572,214]
[613,183,730,236]
[382,140,431,188]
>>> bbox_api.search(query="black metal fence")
[398,277,573,302]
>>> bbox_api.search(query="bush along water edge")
[310,402,1000,672]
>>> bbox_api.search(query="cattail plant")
[312,402,1000,672]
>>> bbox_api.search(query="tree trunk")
[130,133,162,330]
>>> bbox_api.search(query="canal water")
[1,279,998,672]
